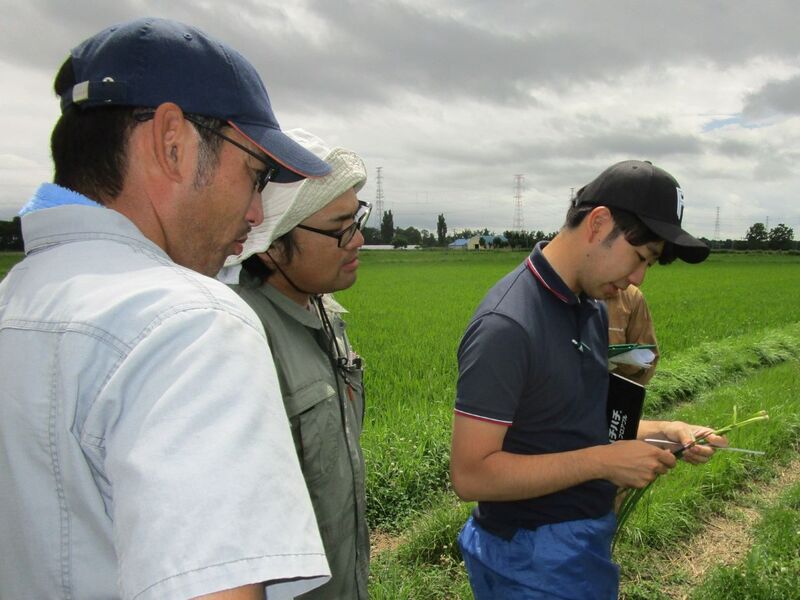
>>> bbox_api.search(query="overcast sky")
[1,0,798,240]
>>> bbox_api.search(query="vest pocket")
[290,392,342,485]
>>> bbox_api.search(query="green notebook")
[608,343,657,358]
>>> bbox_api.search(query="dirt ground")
[370,529,404,556]
[659,456,800,599]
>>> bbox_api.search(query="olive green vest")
[232,281,368,600]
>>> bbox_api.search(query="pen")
[643,439,765,456]
[571,339,590,353]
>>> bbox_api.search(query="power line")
[375,166,385,225]
[512,174,524,231]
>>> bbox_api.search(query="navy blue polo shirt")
[455,242,616,537]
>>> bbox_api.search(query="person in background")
[606,284,660,385]
[0,18,332,600]
[220,129,370,600]
[450,160,726,599]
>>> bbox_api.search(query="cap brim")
[639,216,710,264]
[230,122,332,183]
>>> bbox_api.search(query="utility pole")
[512,174,524,231]
[375,167,385,225]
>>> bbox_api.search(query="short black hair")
[51,57,225,203]
[240,231,299,285]
[564,202,676,264]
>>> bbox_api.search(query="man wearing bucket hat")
[0,18,332,600]
[450,161,725,599]
[220,129,370,600]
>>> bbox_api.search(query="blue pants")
[457,513,619,600]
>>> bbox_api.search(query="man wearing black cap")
[0,18,332,600]
[450,161,725,599]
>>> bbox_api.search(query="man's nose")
[627,262,647,287]
[247,192,264,227]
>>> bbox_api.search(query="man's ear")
[149,102,195,185]
[585,206,613,243]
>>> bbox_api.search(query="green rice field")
[3,249,799,597]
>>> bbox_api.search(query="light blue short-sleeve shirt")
[0,186,330,599]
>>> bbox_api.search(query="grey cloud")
[2,1,799,236]
[4,0,799,115]
[753,151,800,182]
[407,118,702,174]
[713,138,759,158]
[742,75,800,121]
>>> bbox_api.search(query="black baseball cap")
[59,18,331,183]
[573,160,710,263]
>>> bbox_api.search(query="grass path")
[637,454,800,600]
[688,480,800,599]
[617,360,800,598]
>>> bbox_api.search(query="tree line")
[361,211,558,249]
[0,218,22,251]
[739,222,796,250]
[1,216,794,252]
[360,211,797,252]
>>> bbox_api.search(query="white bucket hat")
[218,129,367,283]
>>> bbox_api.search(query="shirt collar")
[526,241,581,306]
[20,188,168,261]
[258,283,323,330]
[19,183,103,216]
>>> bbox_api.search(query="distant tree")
[492,236,504,248]
[0,218,23,251]
[731,239,749,251]
[436,214,447,246]
[745,222,768,248]
[504,230,544,250]
[391,235,408,249]
[380,210,394,243]
[420,229,437,247]
[361,226,381,245]
[399,226,421,245]
[768,223,794,250]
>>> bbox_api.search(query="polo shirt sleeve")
[94,307,330,600]
[455,312,531,426]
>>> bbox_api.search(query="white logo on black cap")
[676,188,684,222]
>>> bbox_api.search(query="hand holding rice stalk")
[614,408,769,547]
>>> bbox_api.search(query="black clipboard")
[607,372,645,441]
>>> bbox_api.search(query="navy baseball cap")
[574,160,710,263]
[59,17,330,183]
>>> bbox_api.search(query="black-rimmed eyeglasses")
[134,111,279,193]
[296,200,372,247]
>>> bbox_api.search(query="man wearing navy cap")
[450,160,725,599]
[0,18,331,600]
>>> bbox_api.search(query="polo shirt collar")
[526,241,581,306]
